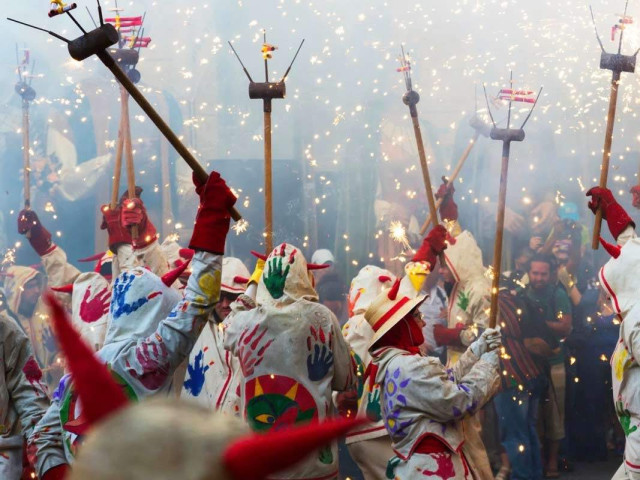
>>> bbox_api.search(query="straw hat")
[365,279,426,348]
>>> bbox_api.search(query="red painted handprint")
[127,338,170,391]
[79,286,111,323]
[237,325,274,377]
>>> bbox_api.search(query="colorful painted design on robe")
[198,270,221,303]
[456,290,469,312]
[616,399,638,437]
[613,340,633,382]
[59,368,138,456]
[306,325,333,381]
[244,375,317,433]
[237,325,274,377]
[382,367,412,437]
[263,246,294,299]
[418,452,456,479]
[22,355,46,396]
[184,348,214,396]
[351,351,366,399]
[111,272,161,320]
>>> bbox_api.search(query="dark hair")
[528,253,557,272]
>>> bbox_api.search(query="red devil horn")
[387,279,401,300]
[161,259,191,287]
[250,250,268,261]
[600,237,622,259]
[51,284,74,294]
[178,248,195,260]
[378,275,392,283]
[44,291,128,433]
[234,276,250,285]
[78,252,107,263]
[222,417,366,480]
[307,263,331,271]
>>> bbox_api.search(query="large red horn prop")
[600,237,622,259]
[44,292,128,434]
[222,417,366,480]
[78,252,107,263]
[387,278,401,301]
[250,250,268,262]
[161,259,191,287]
[307,263,331,271]
[50,284,74,294]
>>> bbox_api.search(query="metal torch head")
[68,24,119,62]
[402,89,420,107]
[248,82,286,100]
[490,127,525,143]
[15,83,36,102]
[600,52,636,73]
[469,114,492,138]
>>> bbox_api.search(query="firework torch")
[589,3,638,249]
[15,46,36,210]
[228,33,304,253]
[7,3,242,222]
[483,74,541,328]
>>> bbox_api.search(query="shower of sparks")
[231,218,249,235]
[389,220,410,249]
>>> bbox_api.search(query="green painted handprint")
[366,388,382,422]
[318,445,333,464]
[386,456,401,479]
[617,400,638,436]
[457,290,470,312]
[263,256,290,299]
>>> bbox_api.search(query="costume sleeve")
[29,401,66,477]
[41,246,81,287]
[450,347,480,380]
[134,240,170,277]
[5,324,67,475]
[617,225,637,247]
[112,244,137,279]
[400,354,499,423]
[330,313,357,392]
[111,251,222,389]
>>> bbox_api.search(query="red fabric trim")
[626,459,640,470]
[216,350,233,410]
[43,244,57,256]
[600,266,622,319]
[346,424,386,438]
[221,283,245,293]
[373,297,410,331]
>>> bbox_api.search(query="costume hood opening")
[598,237,640,319]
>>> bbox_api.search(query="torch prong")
[7,18,70,44]
[86,6,98,28]
[519,87,543,130]
[618,0,630,54]
[482,83,496,128]
[589,5,606,53]
[66,11,87,34]
[97,0,104,26]
[228,41,254,83]
[281,39,305,82]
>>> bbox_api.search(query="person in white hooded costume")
[224,243,357,480]
[29,170,238,468]
[585,186,640,480]
[182,257,250,415]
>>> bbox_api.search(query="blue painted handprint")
[111,272,160,320]
[306,325,334,381]
[184,349,211,396]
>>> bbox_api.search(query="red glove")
[17,209,53,256]
[586,187,635,240]
[189,172,237,254]
[100,205,132,253]
[121,198,158,249]
[435,179,458,222]
[433,324,464,347]
[630,185,640,209]
[41,464,69,480]
[412,225,448,267]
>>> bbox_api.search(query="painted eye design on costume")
[255,414,276,424]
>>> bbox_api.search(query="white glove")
[480,349,500,368]
[470,327,502,357]
[459,328,477,347]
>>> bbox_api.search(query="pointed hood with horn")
[348,265,396,317]
[255,243,319,307]
[221,257,250,294]
[599,236,640,320]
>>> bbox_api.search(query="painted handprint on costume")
[237,325,274,377]
[126,337,170,391]
[111,272,161,320]
[79,286,111,323]
[263,246,295,299]
[382,367,412,438]
[22,356,46,396]
[184,349,214,396]
[306,325,334,381]
[421,452,456,479]
[616,400,638,436]
[366,388,382,422]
